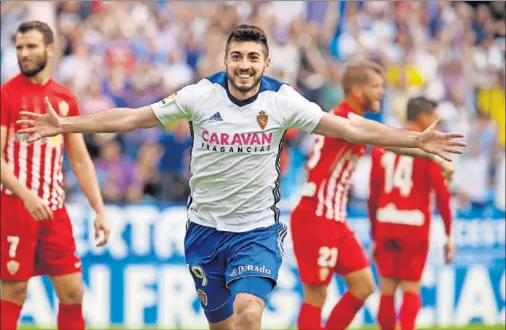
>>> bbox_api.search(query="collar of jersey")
[225,79,260,107]
[20,74,53,88]
[206,71,285,108]
[336,101,356,115]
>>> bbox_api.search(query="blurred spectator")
[157,121,191,203]
[318,59,344,112]
[128,141,162,202]
[453,110,498,210]
[94,139,140,203]
[79,75,116,115]
[438,85,473,137]
[58,42,96,95]
[477,71,506,148]
[495,152,505,212]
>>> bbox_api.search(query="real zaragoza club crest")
[257,111,268,130]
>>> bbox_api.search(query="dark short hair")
[341,60,384,95]
[225,25,269,56]
[406,96,437,121]
[16,20,54,45]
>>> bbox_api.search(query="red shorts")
[374,238,429,281]
[290,205,370,285]
[0,193,81,281]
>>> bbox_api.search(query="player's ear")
[265,56,270,70]
[350,85,361,98]
[46,43,55,58]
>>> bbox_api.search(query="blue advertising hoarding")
[20,204,505,329]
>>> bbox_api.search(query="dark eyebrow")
[230,51,261,56]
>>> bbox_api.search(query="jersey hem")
[187,214,276,233]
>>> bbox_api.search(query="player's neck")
[343,97,365,116]
[25,68,51,86]
[228,84,261,101]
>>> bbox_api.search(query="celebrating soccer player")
[368,97,455,330]
[16,24,465,330]
[290,61,459,330]
[1,21,110,330]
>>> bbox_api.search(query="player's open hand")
[16,97,63,143]
[21,190,53,221]
[417,118,466,162]
[94,212,110,247]
[444,238,456,264]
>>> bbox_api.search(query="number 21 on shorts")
[318,246,338,281]
[318,246,338,268]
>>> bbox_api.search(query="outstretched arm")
[18,87,195,142]
[59,106,159,133]
[18,98,158,140]
[313,113,465,161]
[314,112,419,146]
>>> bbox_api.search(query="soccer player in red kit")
[0,21,110,330]
[368,97,455,330]
[290,61,462,330]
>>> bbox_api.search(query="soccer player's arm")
[0,88,32,199]
[279,86,420,148]
[429,160,453,238]
[314,112,424,148]
[367,148,384,241]
[64,95,105,217]
[56,85,196,134]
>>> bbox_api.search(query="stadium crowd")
[1,1,505,213]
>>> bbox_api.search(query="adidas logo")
[208,112,223,122]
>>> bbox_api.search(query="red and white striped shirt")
[297,102,365,222]
[1,74,79,210]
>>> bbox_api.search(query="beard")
[226,69,262,94]
[18,53,48,77]
[363,96,381,113]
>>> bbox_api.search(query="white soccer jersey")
[151,72,325,232]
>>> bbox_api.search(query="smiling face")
[225,41,269,96]
[15,29,53,78]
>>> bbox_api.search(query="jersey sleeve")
[276,85,325,133]
[367,148,384,240]
[429,161,453,237]
[150,84,197,127]
[1,87,11,127]
[67,93,81,117]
